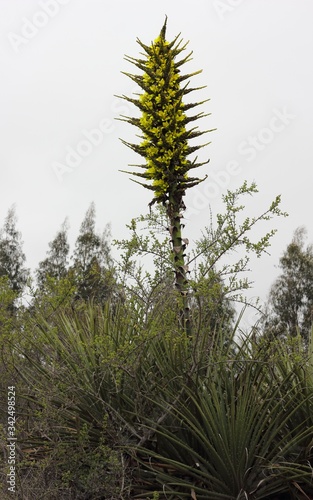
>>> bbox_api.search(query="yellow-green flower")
[118,18,216,334]
[119,17,213,207]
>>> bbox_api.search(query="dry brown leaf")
[291,481,311,499]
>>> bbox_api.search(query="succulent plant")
[119,17,214,332]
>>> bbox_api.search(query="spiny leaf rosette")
[119,19,214,333]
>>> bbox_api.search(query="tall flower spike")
[118,17,214,208]
[118,19,215,334]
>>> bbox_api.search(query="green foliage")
[0,206,29,295]
[36,218,70,288]
[115,182,287,337]
[71,202,117,303]
[8,302,135,498]
[3,292,313,498]
[265,226,313,343]
[0,276,21,401]
[114,206,173,301]
[191,181,288,304]
[131,332,313,499]
[33,203,120,315]
[0,275,18,324]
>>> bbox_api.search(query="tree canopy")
[0,206,28,297]
[265,226,313,343]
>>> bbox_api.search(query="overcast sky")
[1,0,312,319]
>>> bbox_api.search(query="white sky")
[1,0,312,318]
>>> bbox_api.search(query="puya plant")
[118,17,214,333]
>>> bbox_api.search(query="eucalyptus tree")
[265,226,313,343]
[72,202,115,303]
[36,218,70,288]
[0,206,28,295]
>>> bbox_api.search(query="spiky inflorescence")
[119,19,214,334]
[119,17,213,208]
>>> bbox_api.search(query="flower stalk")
[119,18,214,333]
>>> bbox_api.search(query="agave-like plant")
[119,17,214,333]
[8,293,313,498]
[131,332,313,499]
[11,296,198,497]
[11,301,144,497]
